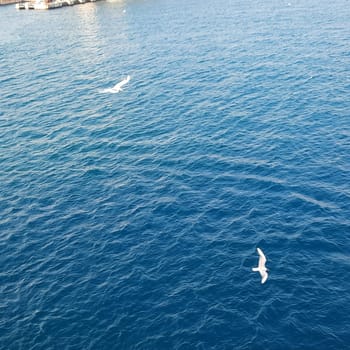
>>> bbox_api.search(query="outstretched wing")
[112,82,123,90]
[99,88,116,94]
[110,76,130,92]
[119,75,130,88]
[257,248,266,269]
[260,271,268,284]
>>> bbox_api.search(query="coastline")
[3,0,102,10]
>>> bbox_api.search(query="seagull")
[100,75,130,94]
[252,247,268,284]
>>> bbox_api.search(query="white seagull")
[100,75,130,94]
[252,247,268,284]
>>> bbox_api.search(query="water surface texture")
[1,0,350,349]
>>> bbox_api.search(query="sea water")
[1,0,350,348]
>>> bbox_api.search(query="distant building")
[0,0,18,4]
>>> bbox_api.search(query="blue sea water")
[1,0,350,348]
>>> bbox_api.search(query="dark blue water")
[1,0,350,348]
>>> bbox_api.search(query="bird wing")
[113,81,123,90]
[260,271,268,284]
[111,76,130,90]
[119,76,130,87]
[100,88,115,94]
[257,248,266,268]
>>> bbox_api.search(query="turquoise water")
[1,0,350,348]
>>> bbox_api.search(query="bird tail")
[252,267,259,272]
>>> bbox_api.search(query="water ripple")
[1,0,350,349]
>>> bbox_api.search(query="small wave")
[290,192,338,210]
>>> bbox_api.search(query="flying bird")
[252,247,268,284]
[100,75,130,94]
